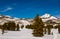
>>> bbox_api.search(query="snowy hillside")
[0,15,31,26]
[0,13,59,26]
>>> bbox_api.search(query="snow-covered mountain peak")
[41,13,51,18]
[41,13,58,22]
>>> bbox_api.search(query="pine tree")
[44,26,46,34]
[46,24,53,35]
[57,24,60,33]
[32,14,44,37]
[16,24,19,31]
[2,23,6,34]
[21,25,24,29]
[0,25,2,29]
[7,21,16,31]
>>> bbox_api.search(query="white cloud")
[0,7,13,12]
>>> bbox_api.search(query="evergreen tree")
[32,14,44,37]
[7,21,16,31]
[26,25,30,29]
[26,24,34,29]
[2,23,6,34]
[46,24,53,35]
[44,26,46,34]
[21,25,24,29]
[0,25,1,29]
[16,24,19,31]
[54,26,58,29]
[7,22,10,30]
[3,23,7,30]
[57,24,60,33]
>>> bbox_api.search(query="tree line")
[0,21,24,34]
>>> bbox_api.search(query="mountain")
[0,13,59,26]
[41,13,57,22]
[41,13,51,18]
[0,15,31,26]
[41,13,57,19]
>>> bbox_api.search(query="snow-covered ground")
[0,28,60,39]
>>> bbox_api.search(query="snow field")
[0,28,59,39]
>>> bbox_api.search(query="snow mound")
[20,20,30,26]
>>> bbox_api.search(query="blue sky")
[0,0,60,18]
